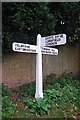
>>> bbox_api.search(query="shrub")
[45,73,57,85]
[2,84,16,118]
[2,72,80,118]
[19,82,36,97]
[23,98,51,116]
[2,96,16,118]
[57,72,79,87]
[2,84,9,96]
[44,88,63,102]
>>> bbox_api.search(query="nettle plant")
[23,98,51,116]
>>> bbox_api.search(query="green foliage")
[2,96,16,118]
[2,84,16,118]
[19,82,36,97]
[46,73,57,84]
[43,73,57,89]
[2,2,56,53]
[2,2,80,53]
[57,72,80,89]
[62,84,80,104]
[2,72,80,118]
[49,2,80,43]
[44,88,63,102]
[2,84,9,96]
[23,98,51,116]
[3,2,80,54]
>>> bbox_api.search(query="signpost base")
[35,93,43,98]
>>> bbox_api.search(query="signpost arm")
[35,34,43,98]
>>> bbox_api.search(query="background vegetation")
[2,2,80,53]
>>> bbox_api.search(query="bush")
[2,72,80,118]
[2,84,9,96]
[2,96,16,118]
[19,82,36,97]
[23,98,51,116]
[57,72,80,88]
[2,84,16,118]
[43,73,57,90]
[44,88,63,102]
[62,84,79,103]
[45,73,57,85]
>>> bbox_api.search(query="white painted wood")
[12,42,38,53]
[41,46,58,55]
[41,34,66,46]
[35,34,43,98]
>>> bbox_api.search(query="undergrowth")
[2,72,80,118]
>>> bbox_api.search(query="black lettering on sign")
[45,36,53,40]
[31,49,36,53]
[26,46,30,48]
[55,35,59,38]
[15,44,20,47]
[60,34,63,38]
[22,48,26,51]
[51,49,55,52]
[46,42,57,46]
[15,47,21,51]
[21,45,24,47]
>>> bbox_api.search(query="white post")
[35,34,43,98]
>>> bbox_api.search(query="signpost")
[12,33,66,98]
[41,34,66,47]
[41,46,58,55]
[12,42,38,53]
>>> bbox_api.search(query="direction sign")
[12,42,38,53]
[41,34,66,46]
[41,46,58,55]
[12,33,66,99]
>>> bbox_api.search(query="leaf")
[32,105,37,108]
[28,101,33,106]
[42,106,48,111]
[46,104,51,109]
[30,108,36,113]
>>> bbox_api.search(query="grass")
[2,72,80,118]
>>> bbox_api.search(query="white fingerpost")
[35,34,43,98]
[12,33,66,99]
